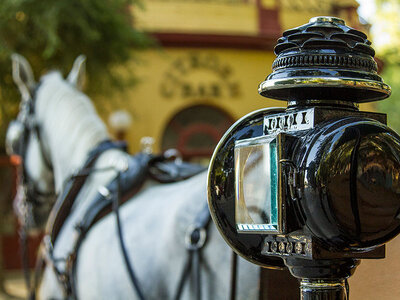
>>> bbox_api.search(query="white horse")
[7,55,260,300]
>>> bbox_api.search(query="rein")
[175,202,211,300]
[45,140,127,244]
[27,141,221,300]
[13,112,239,300]
[175,205,238,300]
[33,140,128,297]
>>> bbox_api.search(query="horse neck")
[36,73,109,192]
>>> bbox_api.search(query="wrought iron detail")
[274,16,374,57]
[262,235,313,258]
[272,54,377,72]
[258,16,390,103]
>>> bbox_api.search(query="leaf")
[0,0,153,152]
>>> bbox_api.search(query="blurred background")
[0,0,399,299]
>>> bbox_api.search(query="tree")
[0,0,153,151]
[370,0,400,132]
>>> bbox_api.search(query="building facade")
[97,0,374,160]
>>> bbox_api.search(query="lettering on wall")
[160,53,241,100]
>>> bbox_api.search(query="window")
[161,105,233,160]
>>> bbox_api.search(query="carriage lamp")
[208,16,400,299]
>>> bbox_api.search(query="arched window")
[161,105,233,160]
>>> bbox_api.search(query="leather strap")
[148,157,205,183]
[36,147,208,300]
[230,251,238,300]
[62,153,206,299]
[31,140,126,299]
[174,202,211,300]
[112,173,146,300]
[46,140,127,244]
[67,153,151,298]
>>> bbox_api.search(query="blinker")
[6,120,26,157]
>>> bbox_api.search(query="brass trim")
[287,100,359,110]
[309,16,345,25]
[258,77,391,96]
[300,279,346,291]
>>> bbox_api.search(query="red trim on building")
[149,1,282,50]
[258,9,281,36]
[257,0,281,38]
[2,228,43,269]
[152,32,278,50]
[177,123,222,156]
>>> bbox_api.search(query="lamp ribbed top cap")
[258,16,391,103]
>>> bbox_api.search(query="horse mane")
[35,72,109,192]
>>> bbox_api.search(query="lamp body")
[207,16,400,300]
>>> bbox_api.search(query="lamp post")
[208,17,400,299]
[108,110,133,141]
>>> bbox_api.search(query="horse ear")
[67,55,86,90]
[11,54,36,101]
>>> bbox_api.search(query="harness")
[175,202,210,300]
[9,84,240,300]
[7,83,55,229]
[30,141,219,300]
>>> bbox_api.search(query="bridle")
[6,83,56,298]
[6,83,56,223]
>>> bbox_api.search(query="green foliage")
[373,0,400,133]
[0,0,153,151]
[378,65,400,133]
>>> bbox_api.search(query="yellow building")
[98,0,371,160]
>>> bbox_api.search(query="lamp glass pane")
[235,136,278,233]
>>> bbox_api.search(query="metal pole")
[259,267,299,300]
[300,279,347,300]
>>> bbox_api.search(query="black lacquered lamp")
[259,16,390,104]
[208,16,400,299]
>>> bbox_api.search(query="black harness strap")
[33,144,213,300]
[174,202,211,300]
[30,140,126,298]
[174,205,239,300]
[113,172,146,300]
[148,157,205,183]
[230,251,238,300]
[46,140,127,244]
[14,84,55,300]
[67,153,152,299]
[54,152,205,300]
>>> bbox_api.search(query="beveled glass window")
[235,135,279,233]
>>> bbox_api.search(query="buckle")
[185,225,206,250]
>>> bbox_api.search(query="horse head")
[4,54,264,300]
[6,54,87,229]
